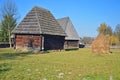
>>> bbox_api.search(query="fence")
[0,42,14,48]
[110,46,120,49]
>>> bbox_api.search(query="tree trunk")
[8,30,12,48]
[8,23,11,48]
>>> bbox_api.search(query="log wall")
[44,35,65,50]
[64,40,79,49]
[15,34,42,50]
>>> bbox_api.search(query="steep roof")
[57,17,79,40]
[12,6,66,36]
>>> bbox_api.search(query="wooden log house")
[12,6,66,51]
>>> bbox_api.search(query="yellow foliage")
[106,35,119,45]
[98,23,107,34]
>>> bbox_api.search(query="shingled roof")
[57,17,79,40]
[12,6,66,36]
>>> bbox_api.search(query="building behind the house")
[57,17,80,49]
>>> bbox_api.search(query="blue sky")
[0,0,120,37]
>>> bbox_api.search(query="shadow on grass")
[0,51,33,60]
[0,63,11,73]
[65,48,78,51]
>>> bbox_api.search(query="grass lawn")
[0,48,120,80]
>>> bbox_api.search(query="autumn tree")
[97,23,107,35]
[106,35,119,45]
[97,23,119,45]
[98,23,113,36]
[0,0,19,47]
[110,35,119,45]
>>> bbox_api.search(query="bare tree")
[81,37,94,44]
[115,24,120,43]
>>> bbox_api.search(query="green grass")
[0,48,120,80]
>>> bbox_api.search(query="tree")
[0,23,2,42]
[1,15,16,42]
[81,37,94,44]
[114,24,120,42]
[97,23,113,36]
[110,35,119,45]
[97,23,107,35]
[106,26,113,36]
[97,23,120,45]
[106,35,119,45]
[0,0,18,47]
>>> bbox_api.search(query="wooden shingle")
[12,6,66,36]
[57,17,79,40]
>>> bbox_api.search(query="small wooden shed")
[57,17,80,49]
[12,6,66,51]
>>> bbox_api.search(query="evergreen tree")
[0,0,18,47]
[1,15,16,42]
